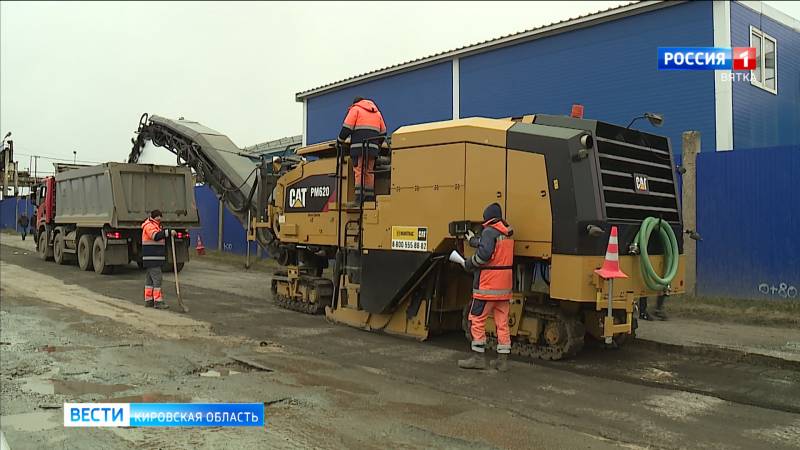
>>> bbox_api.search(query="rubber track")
[273,276,332,315]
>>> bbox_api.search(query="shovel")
[170,232,189,313]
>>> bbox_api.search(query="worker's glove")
[170,229,177,237]
[463,258,475,272]
[465,229,475,240]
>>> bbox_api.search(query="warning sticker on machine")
[391,226,428,252]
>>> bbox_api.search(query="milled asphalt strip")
[635,338,800,371]
[0,261,213,340]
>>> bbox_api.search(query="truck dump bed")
[55,163,200,228]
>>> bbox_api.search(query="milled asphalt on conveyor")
[3,241,799,449]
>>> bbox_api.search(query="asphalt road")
[1,237,798,449]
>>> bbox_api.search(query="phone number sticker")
[391,226,428,252]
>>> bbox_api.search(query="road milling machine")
[129,112,685,360]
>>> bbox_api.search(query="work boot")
[639,311,653,321]
[490,354,509,372]
[458,353,487,370]
[144,300,154,308]
[154,302,170,310]
[654,309,668,321]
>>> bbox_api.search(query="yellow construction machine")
[129,112,686,360]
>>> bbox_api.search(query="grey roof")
[295,0,673,101]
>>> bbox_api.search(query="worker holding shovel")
[141,210,174,310]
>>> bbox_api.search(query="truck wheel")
[54,233,72,265]
[38,232,54,261]
[78,235,94,271]
[92,236,114,275]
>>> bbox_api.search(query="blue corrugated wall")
[191,185,219,251]
[305,62,453,145]
[0,197,35,232]
[696,146,800,299]
[730,2,800,150]
[459,1,715,154]
[190,185,260,257]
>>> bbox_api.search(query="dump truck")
[128,112,686,359]
[32,162,200,275]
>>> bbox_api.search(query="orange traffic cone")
[196,235,206,256]
[594,226,628,279]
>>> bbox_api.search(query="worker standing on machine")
[459,203,515,372]
[141,210,175,309]
[337,97,386,204]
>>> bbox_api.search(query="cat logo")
[633,173,650,194]
[288,187,307,208]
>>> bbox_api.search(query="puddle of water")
[199,367,242,378]
[52,380,131,396]
[0,411,60,432]
[103,392,191,403]
[38,345,91,353]
[22,378,131,396]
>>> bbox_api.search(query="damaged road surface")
[1,241,799,449]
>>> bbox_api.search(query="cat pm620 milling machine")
[129,112,685,360]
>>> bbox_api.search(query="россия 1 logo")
[658,47,756,70]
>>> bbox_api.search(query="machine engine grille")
[595,123,680,224]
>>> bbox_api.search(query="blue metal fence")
[695,146,800,300]
[191,185,260,257]
[0,197,35,232]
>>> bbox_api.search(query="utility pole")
[34,155,39,181]
[2,139,12,200]
[682,131,700,297]
[14,161,19,233]
[1,151,6,200]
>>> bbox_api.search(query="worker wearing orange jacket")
[337,97,386,204]
[458,203,515,372]
[141,210,175,309]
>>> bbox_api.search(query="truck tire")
[162,262,185,273]
[53,233,72,265]
[38,232,54,261]
[78,235,94,271]
[92,236,114,275]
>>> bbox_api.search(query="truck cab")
[31,176,56,247]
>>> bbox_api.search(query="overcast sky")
[2,1,798,171]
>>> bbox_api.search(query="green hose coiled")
[633,217,679,291]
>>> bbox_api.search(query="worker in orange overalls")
[458,203,515,372]
[337,97,386,205]
[141,210,175,309]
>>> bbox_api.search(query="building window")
[750,26,777,94]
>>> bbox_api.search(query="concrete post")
[2,155,8,200]
[681,131,700,297]
[217,198,224,252]
[13,161,19,197]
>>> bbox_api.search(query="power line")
[12,151,102,165]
